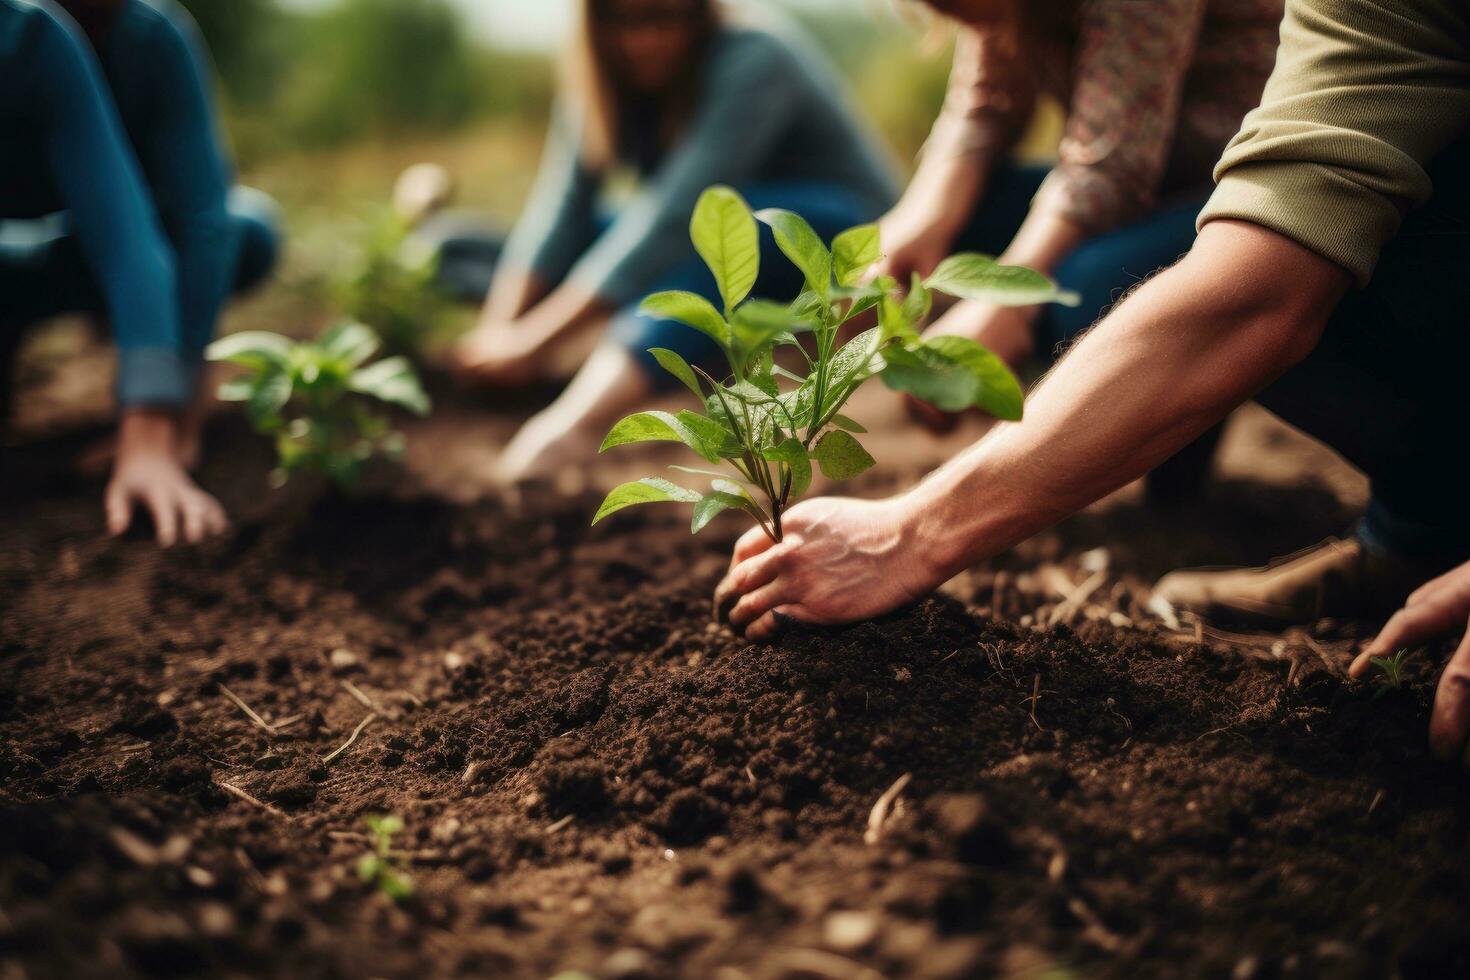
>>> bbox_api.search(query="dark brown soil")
[2,404,1468,980]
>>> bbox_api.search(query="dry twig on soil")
[217,781,291,821]
[322,714,375,765]
[218,684,276,735]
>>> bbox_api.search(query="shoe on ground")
[1153,536,1450,627]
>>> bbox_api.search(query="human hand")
[713,495,943,642]
[1350,560,1470,771]
[106,411,228,547]
[450,317,543,388]
[901,301,1035,433]
[867,204,959,287]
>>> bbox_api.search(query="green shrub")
[207,321,431,488]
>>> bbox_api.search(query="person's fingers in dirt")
[727,579,796,634]
[201,493,229,536]
[745,606,808,643]
[1428,623,1470,767]
[903,393,960,434]
[715,538,782,622]
[144,485,179,548]
[1351,592,1470,678]
[105,480,132,537]
[180,491,209,544]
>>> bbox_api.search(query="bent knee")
[228,186,284,294]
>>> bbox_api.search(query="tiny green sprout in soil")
[207,320,431,488]
[1371,649,1412,699]
[356,813,414,902]
[591,184,1080,542]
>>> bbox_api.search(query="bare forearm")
[507,281,612,349]
[904,221,1349,579]
[998,208,1087,277]
[484,266,548,323]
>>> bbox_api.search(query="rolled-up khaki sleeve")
[1200,0,1470,286]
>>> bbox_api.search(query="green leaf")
[640,291,730,347]
[599,410,733,463]
[830,413,867,433]
[762,436,812,496]
[205,330,293,369]
[812,430,875,480]
[648,347,702,399]
[880,336,1024,419]
[828,327,884,388]
[756,208,831,298]
[691,490,749,533]
[347,356,431,416]
[878,290,920,344]
[925,254,1081,307]
[832,223,881,286]
[902,272,932,324]
[690,186,759,312]
[730,300,810,364]
[592,477,702,525]
[216,375,256,402]
[245,370,292,429]
[318,321,381,368]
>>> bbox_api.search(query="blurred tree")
[177,0,285,106]
[282,0,481,147]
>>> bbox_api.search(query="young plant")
[1370,649,1412,699]
[356,813,414,901]
[206,321,431,488]
[591,185,1078,540]
[334,209,448,355]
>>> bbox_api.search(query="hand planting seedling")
[334,210,448,355]
[207,321,431,488]
[592,185,1078,541]
[1371,649,1412,699]
[356,813,414,902]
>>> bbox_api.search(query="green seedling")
[207,321,431,488]
[1371,649,1411,699]
[592,185,1079,541]
[334,210,448,355]
[356,813,414,901]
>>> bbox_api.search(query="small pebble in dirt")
[823,910,879,953]
[328,648,360,673]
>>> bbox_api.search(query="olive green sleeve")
[1199,0,1470,285]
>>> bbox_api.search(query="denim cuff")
[117,348,197,409]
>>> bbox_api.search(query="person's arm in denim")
[122,1,237,362]
[28,2,186,407]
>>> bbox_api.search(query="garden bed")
[2,395,1468,979]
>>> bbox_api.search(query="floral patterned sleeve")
[921,25,1034,166]
[1033,0,1209,232]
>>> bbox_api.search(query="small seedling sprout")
[591,185,1079,541]
[206,321,431,488]
[356,813,414,901]
[1371,649,1411,699]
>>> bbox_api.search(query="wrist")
[891,483,971,592]
[119,409,181,457]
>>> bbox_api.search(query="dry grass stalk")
[322,714,375,764]
[219,684,276,735]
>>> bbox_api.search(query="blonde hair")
[564,0,719,171]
